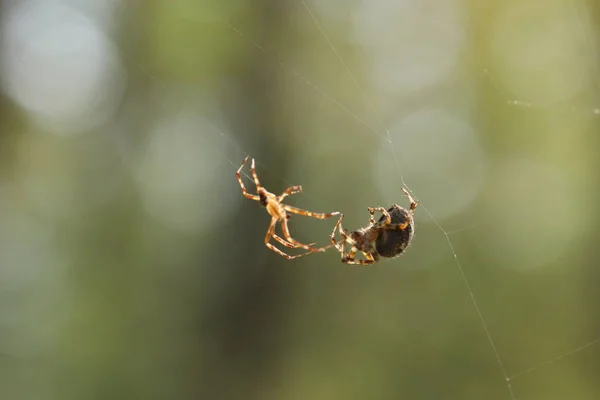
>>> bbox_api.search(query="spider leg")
[272,233,316,249]
[265,218,313,260]
[330,213,346,253]
[341,249,379,265]
[341,247,357,263]
[365,252,378,264]
[401,187,419,212]
[236,156,261,201]
[278,185,303,202]
[272,233,295,248]
[250,158,263,189]
[367,207,392,225]
[282,205,339,251]
[283,205,340,220]
[280,215,334,253]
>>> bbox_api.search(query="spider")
[330,188,418,265]
[236,156,340,260]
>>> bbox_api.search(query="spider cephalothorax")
[236,156,340,260]
[330,188,418,265]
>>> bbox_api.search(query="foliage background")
[1,1,599,399]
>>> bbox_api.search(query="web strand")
[151,5,599,394]
[300,0,515,396]
[298,2,599,398]
[216,17,386,142]
[121,42,335,205]
[507,337,600,382]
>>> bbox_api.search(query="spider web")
[3,1,600,399]
[211,1,600,399]
[171,1,598,397]
[325,3,599,397]
[162,1,600,399]
[265,1,514,395]
[129,1,599,399]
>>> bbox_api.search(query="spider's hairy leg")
[282,205,340,251]
[367,207,392,225]
[272,233,316,249]
[272,233,296,248]
[283,205,340,220]
[265,218,313,260]
[330,213,346,252]
[341,247,357,263]
[278,185,303,202]
[279,217,334,253]
[250,158,263,189]
[342,249,378,265]
[236,156,260,201]
[401,187,419,211]
[361,252,378,265]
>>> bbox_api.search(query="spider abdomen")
[375,205,414,258]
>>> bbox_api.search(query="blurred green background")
[1,0,599,399]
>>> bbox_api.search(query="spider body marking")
[236,156,340,260]
[330,188,418,265]
[375,204,414,257]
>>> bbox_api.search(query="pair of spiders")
[236,156,418,265]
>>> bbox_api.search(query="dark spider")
[330,188,418,265]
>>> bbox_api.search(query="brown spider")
[236,156,340,260]
[330,188,418,265]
